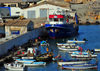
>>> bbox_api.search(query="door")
[27,10,36,18]
[40,9,47,18]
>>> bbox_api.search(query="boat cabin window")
[54,18,58,22]
[49,18,64,22]
[49,18,54,21]
[60,18,64,21]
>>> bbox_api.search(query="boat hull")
[4,64,24,71]
[58,61,88,66]
[62,66,97,70]
[35,52,53,62]
[45,24,79,38]
[16,59,36,63]
[71,54,97,58]
[67,40,85,44]
[62,63,97,70]
[58,47,78,51]
[23,62,46,67]
[57,43,75,47]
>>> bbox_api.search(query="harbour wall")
[0,27,46,56]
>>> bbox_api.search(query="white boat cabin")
[48,10,68,24]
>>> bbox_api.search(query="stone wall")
[0,27,45,56]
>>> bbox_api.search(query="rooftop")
[0,0,40,3]
[0,19,31,26]
[0,0,23,3]
[0,22,5,26]
[23,1,70,9]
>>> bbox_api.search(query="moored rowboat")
[62,63,97,70]
[57,59,89,66]
[58,45,79,51]
[58,47,78,51]
[23,62,46,67]
[35,52,53,62]
[16,59,36,63]
[71,51,97,58]
[57,43,75,46]
[67,40,85,44]
[94,49,100,53]
[4,63,24,71]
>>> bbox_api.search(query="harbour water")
[0,25,100,71]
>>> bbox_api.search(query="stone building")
[0,19,34,37]
[0,0,41,17]
[10,1,70,19]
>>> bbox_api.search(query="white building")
[10,1,71,19]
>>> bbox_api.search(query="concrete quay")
[0,27,47,57]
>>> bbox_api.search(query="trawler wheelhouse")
[45,10,79,38]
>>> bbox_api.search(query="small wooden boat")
[67,40,85,44]
[58,47,78,51]
[23,62,46,67]
[57,43,75,47]
[71,51,97,58]
[35,52,53,62]
[57,59,89,66]
[62,63,97,70]
[4,63,24,70]
[16,59,36,63]
[94,49,100,53]
[22,57,34,59]
[58,45,79,51]
[13,56,34,60]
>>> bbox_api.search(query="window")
[16,12,20,14]
[11,4,16,7]
[60,18,64,21]
[49,18,54,21]
[54,18,58,22]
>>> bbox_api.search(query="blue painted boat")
[71,51,97,58]
[45,11,79,39]
[23,62,46,66]
[62,63,97,70]
[16,59,36,63]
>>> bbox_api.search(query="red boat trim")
[49,15,64,18]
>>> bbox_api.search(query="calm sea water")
[1,25,100,71]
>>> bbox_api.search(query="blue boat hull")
[45,24,79,38]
